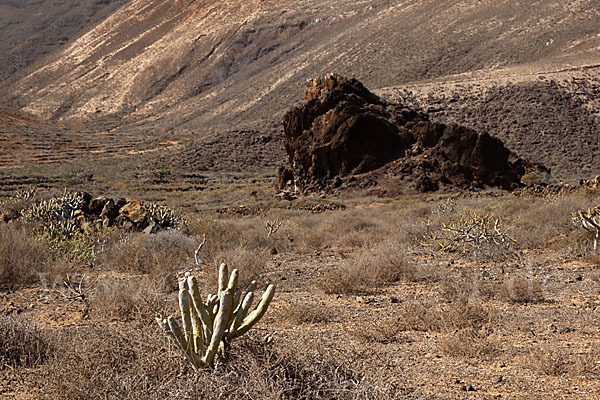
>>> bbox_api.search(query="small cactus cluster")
[572,206,600,250]
[11,186,37,201]
[21,190,85,222]
[435,212,515,253]
[156,263,275,368]
[143,202,184,228]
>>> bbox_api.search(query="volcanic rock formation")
[278,74,541,194]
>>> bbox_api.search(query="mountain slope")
[4,0,599,129]
[1,0,599,178]
[0,0,131,84]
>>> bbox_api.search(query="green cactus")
[156,263,275,368]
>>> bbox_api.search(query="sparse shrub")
[44,325,384,400]
[0,315,54,369]
[502,275,545,304]
[317,239,421,294]
[89,275,168,322]
[438,327,499,359]
[210,245,270,288]
[350,318,407,344]
[0,222,50,288]
[438,272,500,303]
[98,230,194,276]
[528,348,570,376]
[511,197,583,249]
[278,302,332,325]
[434,211,515,254]
[395,300,496,333]
[572,205,600,250]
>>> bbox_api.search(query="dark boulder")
[280,74,535,194]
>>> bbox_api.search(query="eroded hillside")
[1,0,599,179]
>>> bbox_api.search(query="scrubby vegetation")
[1,183,600,398]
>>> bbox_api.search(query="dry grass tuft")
[316,239,423,294]
[528,348,570,376]
[0,315,54,369]
[350,318,408,344]
[278,302,332,325]
[502,275,545,304]
[89,275,170,322]
[438,328,499,359]
[396,300,497,333]
[98,230,194,276]
[0,222,50,289]
[526,347,599,377]
[210,245,270,289]
[42,325,396,400]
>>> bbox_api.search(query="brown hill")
[1,0,599,179]
[0,0,131,84]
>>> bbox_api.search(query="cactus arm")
[230,281,256,329]
[178,279,194,343]
[218,262,228,296]
[227,269,239,291]
[167,316,201,369]
[231,288,242,315]
[228,290,254,340]
[203,288,233,365]
[187,275,213,340]
[230,284,275,339]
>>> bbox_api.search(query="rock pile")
[1,191,181,234]
[277,74,541,195]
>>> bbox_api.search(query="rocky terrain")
[1,2,600,399]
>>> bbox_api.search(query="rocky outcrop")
[279,74,539,194]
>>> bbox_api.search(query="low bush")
[0,222,50,289]
[0,315,54,369]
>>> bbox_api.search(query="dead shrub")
[317,239,421,294]
[350,318,408,344]
[43,325,392,400]
[526,347,599,377]
[511,197,583,249]
[396,301,496,333]
[502,275,545,304]
[98,230,194,276]
[570,352,599,377]
[278,302,332,325]
[438,327,499,359]
[438,272,501,303]
[89,275,170,322]
[0,222,50,289]
[0,315,54,369]
[210,245,270,288]
[528,348,570,376]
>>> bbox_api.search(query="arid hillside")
[0,0,131,84]
[1,0,599,179]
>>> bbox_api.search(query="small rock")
[463,385,476,392]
